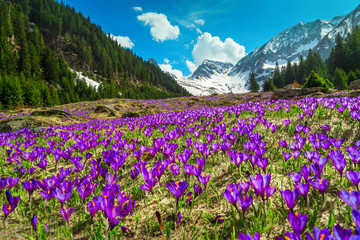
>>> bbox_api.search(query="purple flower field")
[1,92,360,239]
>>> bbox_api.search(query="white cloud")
[191,32,245,66]
[195,19,205,26]
[133,6,143,12]
[110,34,134,49]
[137,12,180,42]
[164,58,170,64]
[186,60,197,73]
[196,28,202,34]
[159,63,183,80]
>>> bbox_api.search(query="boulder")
[0,117,48,133]
[31,109,72,118]
[271,87,321,100]
[283,84,295,90]
[94,105,118,117]
[349,79,360,90]
[350,90,360,98]
[121,112,140,118]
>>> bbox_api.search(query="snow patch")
[70,69,101,90]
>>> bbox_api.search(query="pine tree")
[262,78,276,92]
[284,60,296,85]
[332,68,348,90]
[272,62,285,88]
[249,73,259,92]
[296,56,306,84]
[348,70,357,85]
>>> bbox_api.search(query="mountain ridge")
[171,4,360,96]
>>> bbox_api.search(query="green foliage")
[332,68,348,90]
[347,70,357,85]
[262,78,276,92]
[302,71,333,93]
[249,73,260,92]
[0,0,190,109]
[272,62,285,88]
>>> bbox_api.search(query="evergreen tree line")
[25,0,190,97]
[263,26,360,92]
[0,1,124,109]
[0,0,190,109]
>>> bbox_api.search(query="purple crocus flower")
[36,159,48,170]
[305,226,333,240]
[311,163,323,179]
[333,224,352,240]
[332,139,344,149]
[169,164,180,175]
[330,150,346,179]
[283,120,290,127]
[288,212,307,234]
[6,190,20,206]
[78,181,97,204]
[6,177,19,189]
[289,171,302,183]
[22,179,39,202]
[31,213,39,233]
[139,179,157,193]
[0,178,7,192]
[88,197,100,223]
[346,170,360,190]
[3,204,17,220]
[53,185,73,205]
[283,152,292,162]
[238,232,260,240]
[223,184,241,208]
[294,182,309,201]
[237,194,253,216]
[167,180,189,200]
[311,179,329,195]
[250,173,271,200]
[301,165,311,182]
[197,174,210,188]
[3,190,20,220]
[279,140,288,148]
[61,207,74,226]
[280,189,299,212]
[338,190,360,209]
[104,204,121,231]
[239,182,251,193]
[105,172,119,185]
[321,125,330,131]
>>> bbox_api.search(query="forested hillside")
[263,26,360,91]
[0,0,190,109]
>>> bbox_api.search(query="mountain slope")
[314,4,360,59]
[0,0,190,110]
[174,4,360,96]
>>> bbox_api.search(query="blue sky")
[58,0,359,77]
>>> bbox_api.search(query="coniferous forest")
[0,0,190,109]
[263,27,360,92]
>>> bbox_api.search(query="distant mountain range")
[166,4,360,96]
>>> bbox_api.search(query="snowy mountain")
[314,4,360,59]
[170,4,360,96]
[190,60,233,80]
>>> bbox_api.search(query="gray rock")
[271,87,321,100]
[31,109,72,118]
[94,105,118,117]
[349,79,360,90]
[350,90,360,97]
[121,112,140,118]
[0,117,44,133]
